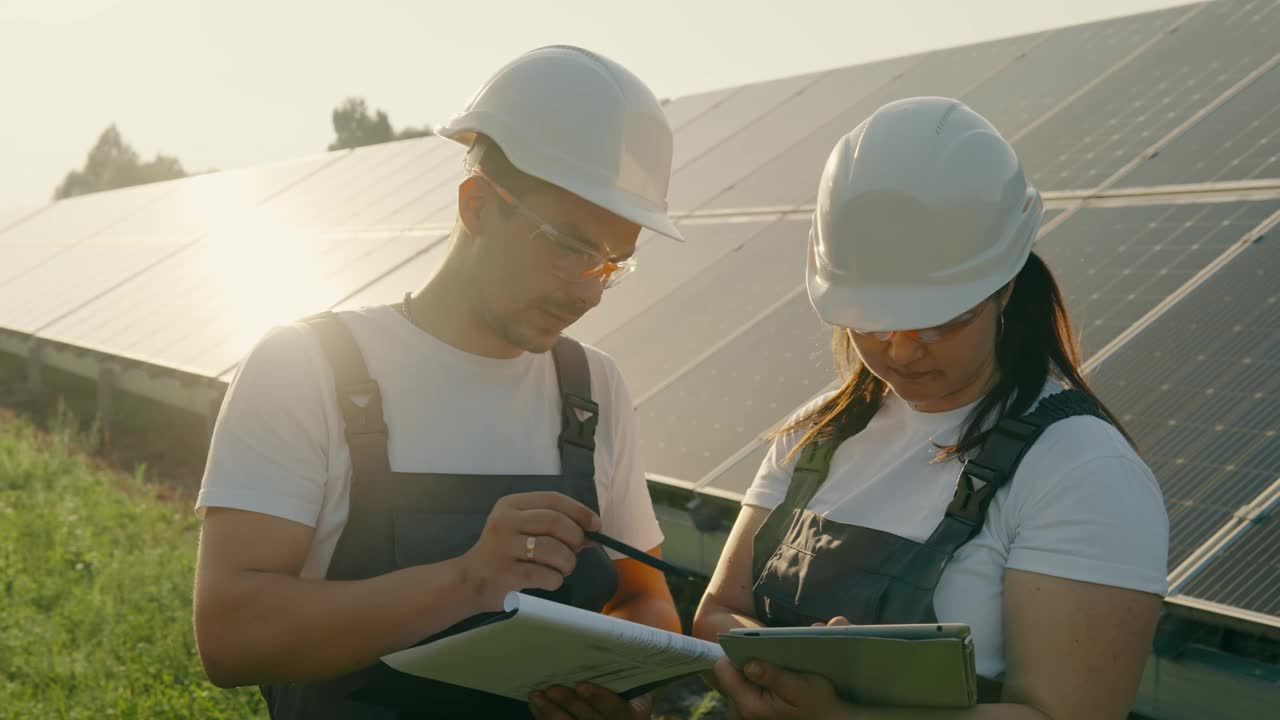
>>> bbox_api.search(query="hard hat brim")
[805,240,1029,332]
[435,122,685,243]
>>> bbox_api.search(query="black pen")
[584,530,699,581]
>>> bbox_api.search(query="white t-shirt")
[743,380,1169,679]
[196,304,663,579]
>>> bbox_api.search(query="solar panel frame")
[1176,506,1280,619]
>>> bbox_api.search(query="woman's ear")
[999,279,1016,312]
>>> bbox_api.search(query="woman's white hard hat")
[807,97,1042,331]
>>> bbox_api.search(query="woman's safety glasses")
[471,166,637,289]
[851,300,990,344]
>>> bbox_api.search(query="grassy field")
[0,408,266,719]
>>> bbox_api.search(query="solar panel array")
[2,0,1278,631]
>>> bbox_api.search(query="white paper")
[381,592,725,701]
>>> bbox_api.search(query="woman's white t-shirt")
[743,381,1169,678]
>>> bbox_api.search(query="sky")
[0,0,1197,214]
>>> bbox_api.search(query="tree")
[54,125,189,200]
[396,125,434,140]
[328,97,432,150]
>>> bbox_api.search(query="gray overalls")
[260,312,619,719]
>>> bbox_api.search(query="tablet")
[719,622,977,708]
[727,622,970,642]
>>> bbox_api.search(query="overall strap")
[550,336,598,505]
[752,408,875,580]
[927,388,1108,549]
[302,312,391,476]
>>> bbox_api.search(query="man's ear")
[457,175,491,239]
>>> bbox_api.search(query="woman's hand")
[711,655,852,720]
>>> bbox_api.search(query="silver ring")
[524,535,537,561]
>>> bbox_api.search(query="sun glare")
[184,173,333,356]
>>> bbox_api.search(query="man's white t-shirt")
[743,380,1169,679]
[196,304,663,578]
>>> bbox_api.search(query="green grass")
[0,408,265,719]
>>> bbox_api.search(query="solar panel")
[1035,201,1278,356]
[1115,64,1280,187]
[667,57,913,211]
[594,217,810,400]
[1087,203,1280,568]
[0,203,45,236]
[669,72,827,172]
[211,137,441,233]
[319,138,462,235]
[698,441,771,497]
[1177,508,1280,618]
[332,236,455,312]
[636,291,833,486]
[35,140,451,377]
[569,220,781,346]
[661,87,739,132]
[700,33,1044,213]
[1013,0,1280,191]
[0,179,177,290]
[0,154,339,336]
[963,4,1190,139]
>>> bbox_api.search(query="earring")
[997,312,1006,341]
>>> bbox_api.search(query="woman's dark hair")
[778,251,1135,461]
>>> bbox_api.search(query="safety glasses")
[851,299,991,344]
[471,167,637,289]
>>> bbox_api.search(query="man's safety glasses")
[471,167,637,289]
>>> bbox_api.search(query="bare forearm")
[691,597,765,641]
[196,558,486,687]
[606,591,681,633]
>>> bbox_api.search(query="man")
[193,45,685,719]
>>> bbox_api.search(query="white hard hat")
[435,45,684,242]
[807,97,1042,331]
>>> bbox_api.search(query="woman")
[692,97,1169,720]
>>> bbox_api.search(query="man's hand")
[529,684,654,720]
[460,491,601,608]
